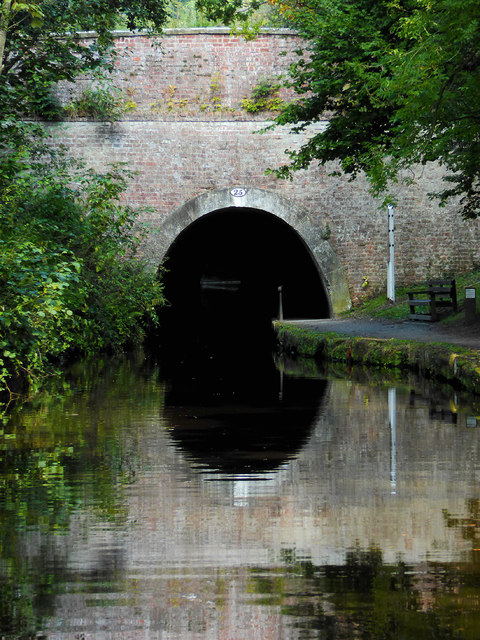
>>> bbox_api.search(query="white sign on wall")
[230,188,247,198]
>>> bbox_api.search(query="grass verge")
[347,267,480,324]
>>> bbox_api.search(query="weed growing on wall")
[241,79,284,113]
[0,0,169,120]
[150,73,235,115]
[64,85,136,122]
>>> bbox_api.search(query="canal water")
[1,337,480,639]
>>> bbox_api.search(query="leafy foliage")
[0,1,173,400]
[241,78,284,113]
[195,0,285,29]
[63,84,136,121]
[0,0,169,118]
[0,121,165,398]
[196,0,263,25]
[198,0,480,219]
[165,0,217,28]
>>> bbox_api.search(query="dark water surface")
[1,345,480,639]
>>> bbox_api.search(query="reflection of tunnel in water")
[163,356,328,475]
[159,207,330,352]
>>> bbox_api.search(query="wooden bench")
[407,279,457,321]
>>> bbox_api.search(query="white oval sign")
[230,188,247,198]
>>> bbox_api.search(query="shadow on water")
[150,288,328,475]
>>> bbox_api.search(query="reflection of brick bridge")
[49,28,480,317]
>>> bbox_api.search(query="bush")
[0,121,165,398]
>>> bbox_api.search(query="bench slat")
[409,313,435,321]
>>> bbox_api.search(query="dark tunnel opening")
[149,207,331,441]
[155,207,330,359]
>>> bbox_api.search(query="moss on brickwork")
[274,322,480,394]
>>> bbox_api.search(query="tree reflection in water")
[1,351,480,639]
[250,545,480,639]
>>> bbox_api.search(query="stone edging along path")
[273,321,480,395]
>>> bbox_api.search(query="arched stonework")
[145,187,352,316]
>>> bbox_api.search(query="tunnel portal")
[155,206,330,397]
[162,207,330,329]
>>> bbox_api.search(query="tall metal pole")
[387,204,395,302]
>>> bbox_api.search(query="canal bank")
[274,318,480,394]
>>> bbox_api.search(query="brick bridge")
[50,28,480,321]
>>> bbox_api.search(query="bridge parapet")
[57,28,301,121]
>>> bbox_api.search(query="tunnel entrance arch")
[164,206,329,325]
[152,187,351,319]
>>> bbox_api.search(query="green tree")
[196,0,264,25]
[0,121,165,399]
[165,0,216,28]
[0,0,169,117]
[196,0,284,30]
[198,0,480,219]
[0,1,172,398]
[0,0,43,75]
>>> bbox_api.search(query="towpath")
[284,317,480,352]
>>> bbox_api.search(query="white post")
[388,387,397,495]
[387,204,395,302]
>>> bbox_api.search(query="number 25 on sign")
[231,188,247,197]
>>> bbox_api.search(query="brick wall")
[58,28,299,120]
[50,29,480,305]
